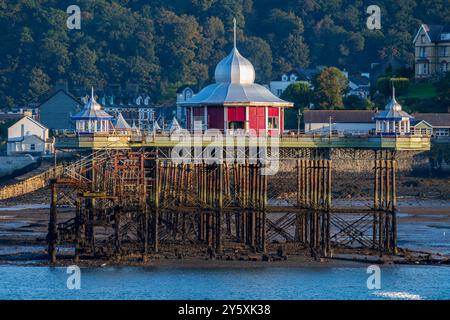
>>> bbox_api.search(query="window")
[30,144,35,151]
[268,117,279,129]
[439,46,448,57]
[281,75,288,81]
[441,62,448,73]
[228,121,245,130]
[423,63,429,74]
[435,129,450,136]
[419,47,426,58]
[441,33,450,41]
[421,34,426,44]
[276,89,283,96]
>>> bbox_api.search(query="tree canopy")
[0,0,448,108]
[313,67,348,110]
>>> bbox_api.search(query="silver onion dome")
[72,88,114,120]
[214,47,256,84]
[177,18,293,108]
[373,87,413,120]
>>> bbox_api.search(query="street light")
[329,116,333,139]
[297,109,302,135]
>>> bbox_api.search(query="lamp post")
[297,109,302,135]
[329,116,333,140]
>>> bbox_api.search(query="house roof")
[303,110,376,123]
[38,89,82,108]
[8,134,45,143]
[178,46,293,108]
[413,24,450,43]
[168,117,182,132]
[349,75,370,86]
[0,113,23,123]
[114,112,131,130]
[176,85,197,94]
[411,119,433,128]
[9,116,48,130]
[72,88,114,120]
[413,113,450,127]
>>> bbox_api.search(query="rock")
[248,254,261,261]
[277,246,284,257]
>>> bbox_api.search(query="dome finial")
[233,17,237,48]
[91,87,94,101]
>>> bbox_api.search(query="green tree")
[313,67,348,109]
[281,82,312,110]
[27,67,50,103]
[241,36,272,83]
[344,95,375,110]
[435,72,450,110]
[281,82,313,129]
[377,77,410,97]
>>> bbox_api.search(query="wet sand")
[0,198,449,267]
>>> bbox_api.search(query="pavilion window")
[268,117,279,129]
[228,121,245,130]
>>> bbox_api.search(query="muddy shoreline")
[0,196,449,268]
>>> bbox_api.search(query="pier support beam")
[48,179,58,263]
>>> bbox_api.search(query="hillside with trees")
[0,0,448,107]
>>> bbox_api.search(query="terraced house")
[414,24,450,79]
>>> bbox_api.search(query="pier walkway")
[54,132,431,151]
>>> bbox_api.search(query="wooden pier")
[46,147,399,263]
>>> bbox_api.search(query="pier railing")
[54,131,431,151]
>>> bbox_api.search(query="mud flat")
[0,197,449,267]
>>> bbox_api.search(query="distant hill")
[0,0,448,107]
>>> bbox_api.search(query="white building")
[269,70,315,97]
[7,116,54,156]
[374,88,414,135]
[347,74,371,99]
[303,110,376,134]
[103,95,154,131]
[176,86,196,127]
[72,88,114,134]
[413,113,450,138]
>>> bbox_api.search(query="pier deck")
[54,133,431,151]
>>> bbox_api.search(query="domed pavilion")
[178,20,293,135]
[72,88,114,134]
[374,87,414,135]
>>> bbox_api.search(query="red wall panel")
[268,107,279,117]
[248,107,266,134]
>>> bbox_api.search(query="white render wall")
[8,117,48,141]
[305,122,375,134]
[7,135,46,155]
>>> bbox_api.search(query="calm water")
[1,265,450,300]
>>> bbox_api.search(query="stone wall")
[330,149,432,174]
[0,155,37,177]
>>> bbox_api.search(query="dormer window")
[183,88,193,100]
[421,34,426,44]
[281,74,288,81]
[441,33,450,41]
[290,74,297,81]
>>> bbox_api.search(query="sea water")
[0,265,449,300]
